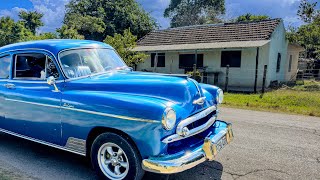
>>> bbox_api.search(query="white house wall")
[137,47,270,90]
[267,21,289,84]
[285,49,300,81]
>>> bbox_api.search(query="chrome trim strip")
[0,128,86,156]
[8,80,64,84]
[61,106,160,123]
[162,116,217,144]
[5,98,60,108]
[5,98,160,123]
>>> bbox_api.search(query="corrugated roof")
[137,19,281,48]
[134,40,270,52]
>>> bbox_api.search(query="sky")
[0,0,317,33]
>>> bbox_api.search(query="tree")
[0,17,34,46]
[63,0,157,41]
[235,13,270,22]
[104,29,148,69]
[164,0,226,28]
[297,0,319,23]
[35,32,58,40]
[18,11,44,34]
[287,0,320,59]
[56,25,84,39]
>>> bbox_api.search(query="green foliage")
[104,29,148,68]
[0,17,34,46]
[56,25,84,39]
[63,0,157,41]
[164,0,225,27]
[18,10,44,34]
[34,32,58,40]
[287,0,320,59]
[235,13,270,22]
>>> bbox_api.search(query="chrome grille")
[162,106,217,144]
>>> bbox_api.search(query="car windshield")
[59,48,127,78]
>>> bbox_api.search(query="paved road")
[0,107,319,180]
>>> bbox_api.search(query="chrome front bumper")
[142,120,233,174]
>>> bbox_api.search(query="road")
[0,107,319,180]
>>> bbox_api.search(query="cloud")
[224,0,303,27]
[30,0,70,33]
[136,0,170,29]
[0,0,69,33]
[0,7,27,21]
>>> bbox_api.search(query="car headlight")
[216,89,224,104]
[162,108,176,130]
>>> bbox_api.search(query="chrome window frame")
[13,53,58,81]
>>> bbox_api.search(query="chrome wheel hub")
[98,143,129,180]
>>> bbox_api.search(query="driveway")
[0,107,319,180]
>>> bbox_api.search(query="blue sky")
[0,0,317,33]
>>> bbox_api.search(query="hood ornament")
[193,97,206,105]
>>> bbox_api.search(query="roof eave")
[133,40,271,52]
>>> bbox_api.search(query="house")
[134,19,304,92]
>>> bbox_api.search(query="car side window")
[14,53,59,80]
[0,55,11,79]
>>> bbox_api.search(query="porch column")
[254,47,260,93]
[193,50,198,79]
[153,52,158,72]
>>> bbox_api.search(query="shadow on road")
[0,132,223,180]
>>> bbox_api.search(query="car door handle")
[4,83,15,89]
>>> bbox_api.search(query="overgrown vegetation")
[223,81,320,117]
[287,0,320,59]
[234,13,270,22]
[104,29,148,68]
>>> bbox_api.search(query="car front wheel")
[91,132,144,180]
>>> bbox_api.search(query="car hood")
[65,71,213,117]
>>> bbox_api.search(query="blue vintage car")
[0,40,233,180]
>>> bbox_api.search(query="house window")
[221,51,241,67]
[0,55,11,79]
[179,54,203,69]
[151,53,165,67]
[14,53,59,80]
[288,55,292,72]
[276,53,281,73]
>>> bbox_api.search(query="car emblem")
[193,97,206,105]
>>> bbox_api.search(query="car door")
[0,55,14,131]
[4,51,64,145]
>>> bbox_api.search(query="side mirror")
[47,76,56,85]
[47,76,60,92]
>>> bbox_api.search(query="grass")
[222,81,320,117]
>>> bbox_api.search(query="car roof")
[0,39,113,56]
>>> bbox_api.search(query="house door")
[4,51,63,145]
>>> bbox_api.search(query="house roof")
[134,40,270,52]
[135,19,282,52]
